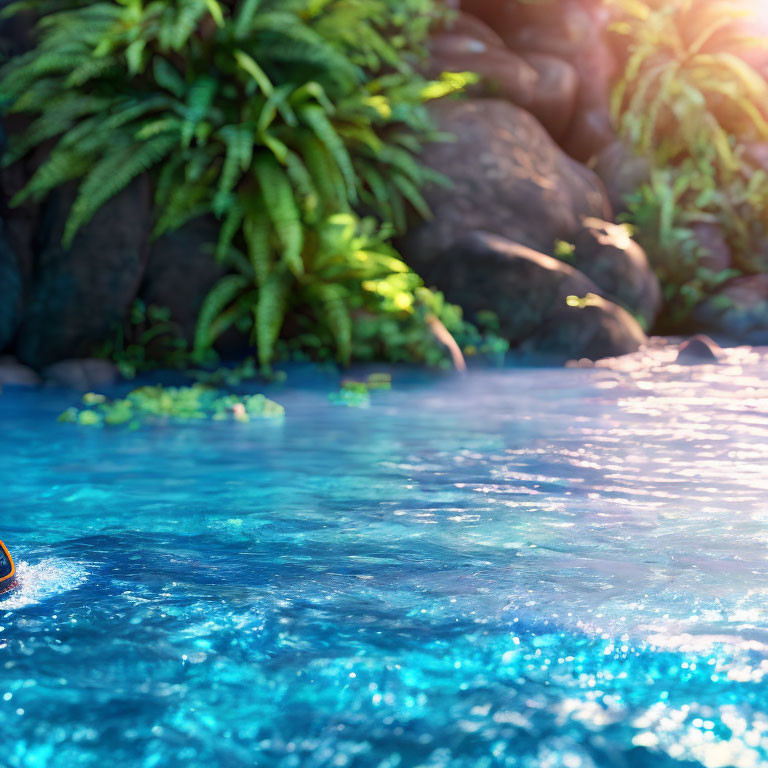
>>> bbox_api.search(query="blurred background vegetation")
[2,0,768,375]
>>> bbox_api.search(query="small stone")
[0,356,41,387]
[43,359,119,390]
[675,335,722,364]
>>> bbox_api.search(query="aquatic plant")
[328,373,391,408]
[1,0,474,369]
[58,384,284,428]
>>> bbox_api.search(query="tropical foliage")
[610,0,768,327]
[1,0,475,369]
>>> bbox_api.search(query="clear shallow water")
[2,345,768,767]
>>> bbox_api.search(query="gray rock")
[400,99,611,272]
[421,231,646,359]
[0,355,40,387]
[15,176,152,368]
[568,217,661,330]
[43,358,119,390]
[675,335,721,364]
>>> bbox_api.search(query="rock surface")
[524,292,647,361]
[15,176,152,368]
[43,358,119,390]
[694,274,768,345]
[592,139,651,214]
[427,35,539,107]
[567,218,661,329]
[401,99,611,272]
[440,10,507,49]
[421,231,646,359]
[0,222,22,351]
[0,355,40,387]
[522,52,579,142]
[675,335,722,364]
[141,216,225,345]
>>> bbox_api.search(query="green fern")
[1,0,474,369]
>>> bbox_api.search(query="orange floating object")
[0,539,17,595]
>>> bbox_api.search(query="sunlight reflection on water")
[1,347,768,766]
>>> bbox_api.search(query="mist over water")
[1,350,768,767]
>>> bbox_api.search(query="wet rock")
[0,222,22,351]
[568,218,661,329]
[690,222,732,274]
[427,35,538,108]
[15,176,152,368]
[43,358,119,390]
[694,274,768,345]
[420,231,645,359]
[526,292,646,361]
[675,335,721,364]
[0,355,40,387]
[400,99,611,272]
[522,53,579,142]
[592,139,651,215]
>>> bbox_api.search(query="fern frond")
[253,154,304,276]
[64,134,176,245]
[194,273,251,358]
[255,267,291,369]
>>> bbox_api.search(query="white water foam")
[0,558,89,610]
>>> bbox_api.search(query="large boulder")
[524,292,647,361]
[421,231,646,359]
[567,218,661,329]
[400,99,611,272]
[694,274,768,345]
[0,221,22,351]
[15,176,152,368]
[486,0,618,161]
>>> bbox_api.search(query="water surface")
[2,346,768,767]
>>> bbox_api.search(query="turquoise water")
[2,347,768,767]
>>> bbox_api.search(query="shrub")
[610,0,768,328]
[1,0,475,369]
